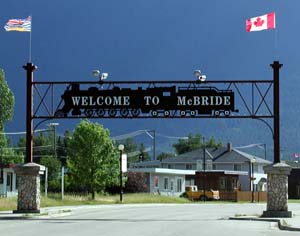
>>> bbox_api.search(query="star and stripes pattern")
[4,16,31,32]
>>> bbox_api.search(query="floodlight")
[200,74,206,82]
[194,69,206,82]
[194,70,202,78]
[101,73,109,81]
[118,144,125,151]
[92,70,100,77]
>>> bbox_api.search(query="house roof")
[128,168,195,175]
[161,146,271,165]
[213,148,271,164]
[196,170,248,176]
[161,148,214,163]
[284,161,300,169]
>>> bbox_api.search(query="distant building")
[130,143,271,195]
[128,168,194,196]
[0,163,46,198]
[286,161,300,199]
[0,164,17,197]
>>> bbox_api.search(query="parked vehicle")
[185,185,220,201]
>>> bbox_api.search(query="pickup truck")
[185,185,220,201]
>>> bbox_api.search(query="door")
[6,172,13,192]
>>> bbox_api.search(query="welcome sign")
[55,84,237,118]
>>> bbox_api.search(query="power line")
[111,129,188,140]
[234,143,265,149]
[0,129,48,135]
[2,145,65,151]
[156,133,188,140]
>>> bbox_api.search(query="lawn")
[2,194,298,212]
[0,193,191,211]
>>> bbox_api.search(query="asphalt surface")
[1,203,300,236]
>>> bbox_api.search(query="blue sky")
[1,1,299,157]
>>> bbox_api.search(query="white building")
[128,167,194,196]
[0,165,17,197]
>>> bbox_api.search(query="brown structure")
[195,170,267,202]
[195,170,245,201]
[286,161,300,199]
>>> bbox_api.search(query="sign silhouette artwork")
[55,84,238,118]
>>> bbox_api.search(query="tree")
[0,69,14,132]
[138,143,150,161]
[117,138,138,163]
[40,155,62,191]
[157,152,174,161]
[67,120,118,199]
[116,139,151,163]
[0,69,23,164]
[17,132,53,162]
[173,133,222,155]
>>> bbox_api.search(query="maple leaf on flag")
[254,17,264,27]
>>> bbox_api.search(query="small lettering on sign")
[56,85,237,118]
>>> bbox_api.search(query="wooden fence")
[219,191,267,202]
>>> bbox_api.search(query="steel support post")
[24,63,37,163]
[271,61,282,164]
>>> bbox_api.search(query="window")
[231,178,237,190]
[233,164,242,171]
[206,160,212,170]
[0,169,3,184]
[170,180,174,191]
[177,178,183,192]
[164,177,169,190]
[219,177,226,190]
[7,173,11,186]
[168,164,172,169]
[212,164,217,170]
[154,176,159,188]
[253,164,258,172]
[186,164,193,170]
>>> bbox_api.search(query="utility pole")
[153,130,156,160]
[118,144,124,202]
[48,123,59,159]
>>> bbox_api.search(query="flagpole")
[274,28,278,60]
[274,13,278,60]
[29,15,32,62]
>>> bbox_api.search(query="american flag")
[4,16,31,32]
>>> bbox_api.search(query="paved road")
[1,203,300,236]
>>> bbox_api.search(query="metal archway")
[24,61,282,164]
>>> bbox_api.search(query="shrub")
[125,172,149,193]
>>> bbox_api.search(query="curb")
[228,217,300,232]
[0,208,72,220]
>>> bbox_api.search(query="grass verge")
[1,193,276,211]
[0,193,191,211]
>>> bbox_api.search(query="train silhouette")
[55,84,237,118]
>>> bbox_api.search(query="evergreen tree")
[173,133,222,155]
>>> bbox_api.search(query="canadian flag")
[246,12,276,32]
